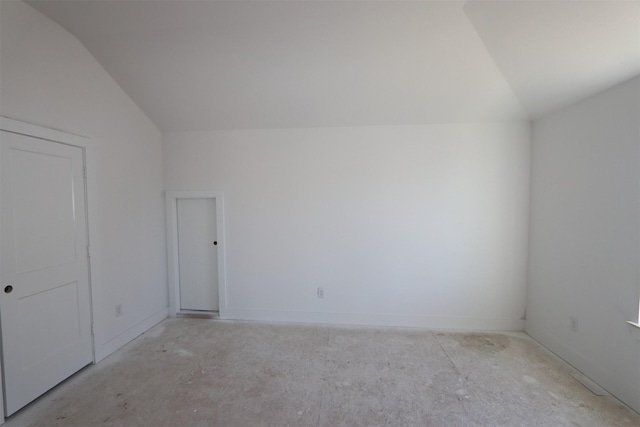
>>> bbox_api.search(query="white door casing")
[0,118,95,418]
[177,198,219,311]
[165,191,226,317]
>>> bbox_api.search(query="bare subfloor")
[5,319,639,427]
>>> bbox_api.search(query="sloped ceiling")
[465,0,640,119]
[26,0,640,132]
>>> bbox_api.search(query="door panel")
[11,148,77,273]
[1,131,93,416]
[177,198,218,311]
[18,281,82,367]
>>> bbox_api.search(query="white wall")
[0,1,168,361]
[164,123,531,330]
[527,76,640,412]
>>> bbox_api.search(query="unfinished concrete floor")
[5,318,639,427]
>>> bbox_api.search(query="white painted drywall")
[27,0,528,131]
[464,0,640,119]
[0,1,168,362]
[164,123,531,330]
[527,76,640,412]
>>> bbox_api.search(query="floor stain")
[6,320,640,427]
[455,333,510,354]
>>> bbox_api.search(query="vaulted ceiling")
[27,0,640,132]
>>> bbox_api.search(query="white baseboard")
[526,324,640,414]
[220,308,524,331]
[95,307,169,362]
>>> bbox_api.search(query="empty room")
[0,0,639,426]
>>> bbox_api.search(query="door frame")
[165,190,227,317]
[0,117,96,422]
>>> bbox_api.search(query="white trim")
[526,324,640,413]
[221,308,525,331]
[165,190,227,318]
[0,117,90,146]
[626,321,640,329]
[0,117,96,422]
[94,307,169,362]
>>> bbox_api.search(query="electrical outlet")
[569,316,578,332]
[317,287,324,298]
[115,304,123,318]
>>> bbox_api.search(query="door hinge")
[83,166,87,179]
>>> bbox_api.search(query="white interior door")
[177,198,219,311]
[0,131,93,416]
